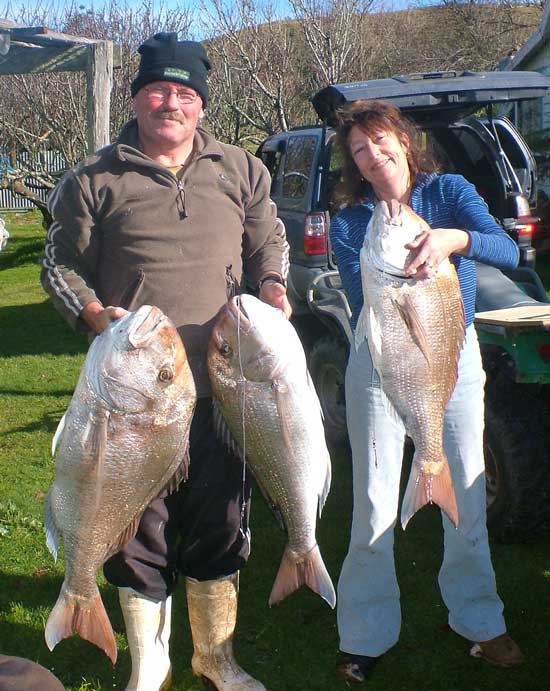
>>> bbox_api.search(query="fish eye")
[158,367,174,383]
[220,341,232,356]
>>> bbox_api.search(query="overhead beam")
[0,21,119,154]
[0,43,89,73]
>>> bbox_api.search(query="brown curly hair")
[334,99,437,207]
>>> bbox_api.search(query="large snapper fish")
[44,305,196,663]
[207,294,336,609]
[356,200,465,529]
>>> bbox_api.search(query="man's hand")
[404,228,470,279]
[259,279,292,320]
[80,301,129,334]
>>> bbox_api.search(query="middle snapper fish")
[207,294,336,608]
[355,200,466,529]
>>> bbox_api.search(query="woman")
[330,100,524,683]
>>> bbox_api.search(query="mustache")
[156,111,185,123]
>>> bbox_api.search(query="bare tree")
[200,0,307,143]
[289,0,375,88]
[0,0,194,220]
[438,0,543,71]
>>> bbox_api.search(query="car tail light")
[304,212,327,255]
[516,216,539,239]
[536,343,550,362]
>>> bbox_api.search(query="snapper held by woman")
[355,200,466,528]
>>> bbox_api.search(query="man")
[41,32,290,691]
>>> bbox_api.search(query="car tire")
[309,335,349,448]
[484,373,550,542]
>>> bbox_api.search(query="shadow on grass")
[0,301,86,357]
[0,570,129,690]
[3,406,68,436]
[0,389,73,399]
[0,238,45,271]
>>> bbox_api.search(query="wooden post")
[86,40,113,154]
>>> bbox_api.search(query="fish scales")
[217,378,321,550]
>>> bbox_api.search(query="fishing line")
[236,304,248,539]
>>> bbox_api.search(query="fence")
[0,150,67,211]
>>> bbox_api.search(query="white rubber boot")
[118,587,172,691]
[186,573,267,690]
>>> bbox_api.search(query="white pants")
[338,325,506,656]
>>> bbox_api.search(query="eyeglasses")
[143,85,198,105]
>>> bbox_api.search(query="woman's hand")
[404,228,471,279]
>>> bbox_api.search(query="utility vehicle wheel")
[484,374,550,542]
[309,335,349,447]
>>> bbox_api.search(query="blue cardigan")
[329,173,519,329]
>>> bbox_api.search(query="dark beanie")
[131,32,211,106]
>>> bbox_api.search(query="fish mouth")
[128,305,172,348]
[225,295,252,332]
[378,199,402,224]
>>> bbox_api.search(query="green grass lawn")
[1,212,549,690]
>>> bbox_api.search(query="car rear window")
[282,135,317,200]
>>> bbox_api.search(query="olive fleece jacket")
[41,121,289,396]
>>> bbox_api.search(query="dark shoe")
[336,653,378,683]
[469,633,524,667]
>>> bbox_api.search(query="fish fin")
[45,582,117,664]
[44,488,59,561]
[268,544,336,609]
[103,512,143,562]
[212,399,244,459]
[165,447,190,493]
[251,475,286,532]
[392,294,432,366]
[82,409,110,516]
[366,306,383,363]
[354,306,370,351]
[306,369,324,422]
[274,382,297,462]
[165,410,194,492]
[318,455,332,519]
[401,454,458,529]
[82,408,109,458]
[51,411,67,456]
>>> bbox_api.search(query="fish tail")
[268,544,336,609]
[401,454,459,529]
[45,582,117,664]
